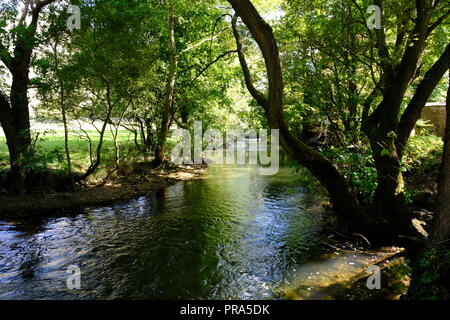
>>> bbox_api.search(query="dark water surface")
[0,165,324,300]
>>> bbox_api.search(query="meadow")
[0,129,136,173]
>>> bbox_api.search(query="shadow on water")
[0,165,325,300]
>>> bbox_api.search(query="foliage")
[322,147,378,204]
[291,132,444,206]
[19,146,65,174]
[0,0,448,204]
[15,131,66,173]
[408,245,450,300]
[403,134,444,176]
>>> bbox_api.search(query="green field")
[0,130,136,171]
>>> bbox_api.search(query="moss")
[333,258,412,300]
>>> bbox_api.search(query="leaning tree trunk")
[154,0,177,167]
[228,0,383,237]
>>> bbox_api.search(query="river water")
[0,165,325,300]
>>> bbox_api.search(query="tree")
[152,0,236,166]
[407,73,450,300]
[153,0,177,167]
[35,32,75,176]
[0,0,56,193]
[363,0,450,235]
[228,0,375,235]
[227,0,450,240]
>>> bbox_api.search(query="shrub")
[322,147,378,205]
[402,134,443,177]
[290,132,443,206]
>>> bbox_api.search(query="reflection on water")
[0,165,323,300]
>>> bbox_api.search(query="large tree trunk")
[0,0,56,194]
[369,135,411,235]
[368,43,450,235]
[154,0,177,167]
[406,76,450,300]
[433,74,450,242]
[0,73,32,194]
[365,82,411,231]
[361,2,448,236]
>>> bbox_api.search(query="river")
[0,164,326,299]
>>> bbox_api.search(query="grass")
[0,130,136,173]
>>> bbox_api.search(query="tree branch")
[373,0,394,79]
[179,27,229,56]
[190,50,237,83]
[18,0,32,25]
[0,40,12,72]
[30,0,56,29]
[231,15,268,111]
[427,8,450,38]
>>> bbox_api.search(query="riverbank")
[0,164,207,220]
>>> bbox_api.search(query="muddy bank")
[0,165,207,220]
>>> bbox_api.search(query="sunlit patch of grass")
[0,130,135,172]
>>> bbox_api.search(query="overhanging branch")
[231,15,268,111]
[190,50,237,83]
